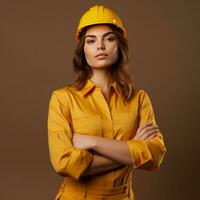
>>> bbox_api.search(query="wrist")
[91,135,99,150]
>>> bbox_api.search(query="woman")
[47,5,166,200]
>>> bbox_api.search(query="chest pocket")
[113,112,139,140]
[71,114,102,136]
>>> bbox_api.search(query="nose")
[97,40,105,50]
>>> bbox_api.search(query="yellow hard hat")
[75,5,127,41]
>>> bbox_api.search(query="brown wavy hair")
[68,23,135,102]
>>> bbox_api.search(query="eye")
[86,39,95,44]
[106,37,115,42]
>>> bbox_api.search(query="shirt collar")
[81,78,121,97]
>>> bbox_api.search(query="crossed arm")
[73,121,162,177]
[48,90,166,180]
[72,135,133,176]
[82,153,126,176]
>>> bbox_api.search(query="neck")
[89,70,114,91]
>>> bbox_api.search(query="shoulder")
[132,89,153,106]
[133,88,150,99]
[49,84,76,104]
[50,82,77,96]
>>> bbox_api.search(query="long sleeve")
[126,90,167,170]
[47,90,93,180]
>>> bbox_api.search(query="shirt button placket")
[97,88,114,139]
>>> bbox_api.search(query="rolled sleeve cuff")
[70,149,94,180]
[127,139,153,168]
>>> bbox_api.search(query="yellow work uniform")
[47,78,167,200]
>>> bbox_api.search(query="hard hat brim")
[76,22,127,41]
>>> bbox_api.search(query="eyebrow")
[85,31,116,39]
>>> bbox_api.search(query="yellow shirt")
[47,78,167,200]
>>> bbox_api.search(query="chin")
[90,61,115,69]
[92,64,113,69]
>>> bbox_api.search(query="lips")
[95,53,108,58]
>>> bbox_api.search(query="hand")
[72,133,97,150]
[133,122,160,141]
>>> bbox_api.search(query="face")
[83,24,118,69]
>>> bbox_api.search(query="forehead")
[85,24,114,37]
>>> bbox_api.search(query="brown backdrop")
[0,0,199,199]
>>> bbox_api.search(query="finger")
[144,125,159,132]
[136,123,154,137]
[138,122,157,134]
[138,122,153,131]
[139,128,160,140]
[136,124,159,138]
[145,131,158,139]
[145,133,158,140]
